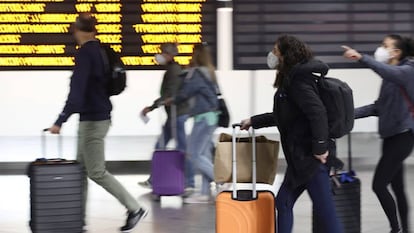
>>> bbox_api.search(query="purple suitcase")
[151,150,185,196]
[151,105,185,196]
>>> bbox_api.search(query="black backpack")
[315,75,355,138]
[100,45,126,96]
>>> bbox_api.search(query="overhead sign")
[0,0,217,70]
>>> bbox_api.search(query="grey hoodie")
[355,55,414,138]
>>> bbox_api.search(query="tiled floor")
[1,169,413,233]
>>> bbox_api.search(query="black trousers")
[373,131,414,232]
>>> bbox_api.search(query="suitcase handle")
[157,104,178,149]
[232,123,257,200]
[348,134,353,172]
[41,128,63,159]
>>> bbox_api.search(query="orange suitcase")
[216,124,276,233]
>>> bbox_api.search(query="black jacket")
[251,59,336,188]
[55,40,112,126]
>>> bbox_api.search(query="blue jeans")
[276,164,344,233]
[187,117,216,195]
[154,114,195,188]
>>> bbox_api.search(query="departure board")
[233,0,414,70]
[0,0,217,70]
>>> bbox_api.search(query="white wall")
[0,68,381,136]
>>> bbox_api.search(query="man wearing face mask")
[139,43,195,194]
[343,35,414,233]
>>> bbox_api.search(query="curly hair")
[274,35,313,88]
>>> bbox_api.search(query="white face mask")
[374,47,391,63]
[267,51,279,69]
[155,54,168,65]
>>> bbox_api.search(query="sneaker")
[151,194,160,202]
[183,187,196,197]
[138,180,152,189]
[183,194,211,204]
[120,208,149,233]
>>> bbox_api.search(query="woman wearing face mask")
[343,35,414,233]
[241,35,343,233]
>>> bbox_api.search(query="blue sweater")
[54,40,112,126]
[355,55,414,138]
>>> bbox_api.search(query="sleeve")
[151,65,182,109]
[354,103,378,119]
[251,113,277,129]
[289,75,329,155]
[360,55,414,86]
[54,50,91,126]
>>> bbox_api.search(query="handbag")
[214,133,279,184]
[217,92,230,128]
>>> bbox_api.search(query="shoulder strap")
[400,87,414,118]
[99,46,110,73]
[215,83,223,96]
[184,67,196,80]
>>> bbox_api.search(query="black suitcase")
[313,134,361,233]
[27,129,84,233]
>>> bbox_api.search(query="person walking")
[240,35,343,233]
[49,14,147,233]
[166,44,219,204]
[138,43,195,194]
[343,34,414,233]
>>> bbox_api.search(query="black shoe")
[120,208,148,233]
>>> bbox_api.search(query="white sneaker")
[183,187,196,197]
[183,194,211,204]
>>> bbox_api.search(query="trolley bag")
[152,105,185,196]
[313,134,361,233]
[28,129,83,233]
[216,124,276,233]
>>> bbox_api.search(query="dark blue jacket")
[355,55,414,138]
[55,40,112,126]
[174,67,218,116]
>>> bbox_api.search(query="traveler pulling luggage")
[151,105,186,197]
[216,124,276,233]
[28,129,83,233]
[313,134,361,233]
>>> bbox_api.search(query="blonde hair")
[190,44,217,83]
